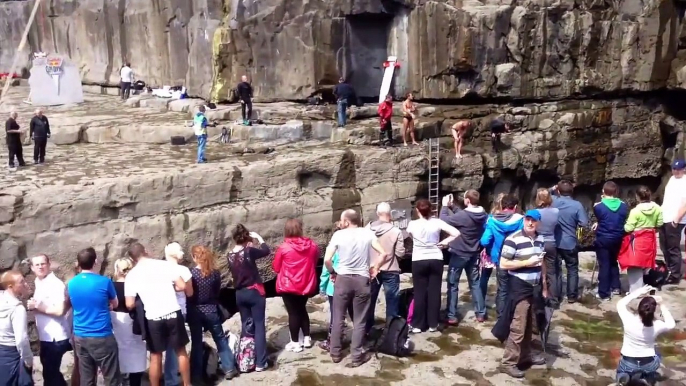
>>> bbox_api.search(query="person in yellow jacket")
[621,186,663,293]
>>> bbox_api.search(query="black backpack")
[397,288,414,319]
[374,316,410,357]
[643,260,669,290]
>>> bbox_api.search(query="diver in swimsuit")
[402,93,419,146]
[451,120,472,159]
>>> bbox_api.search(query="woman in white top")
[110,258,147,386]
[406,199,460,333]
[616,285,675,386]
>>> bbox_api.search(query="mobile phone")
[649,290,656,295]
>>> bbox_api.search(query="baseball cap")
[524,209,541,221]
[164,242,184,258]
[672,159,685,170]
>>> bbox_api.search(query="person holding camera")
[492,210,547,379]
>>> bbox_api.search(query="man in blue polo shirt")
[67,248,120,385]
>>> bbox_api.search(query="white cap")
[164,242,184,259]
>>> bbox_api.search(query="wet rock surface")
[24,252,686,385]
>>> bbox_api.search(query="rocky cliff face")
[2,0,686,102]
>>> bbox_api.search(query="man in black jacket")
[236,75,253,125]
[30,109,50,164]
[439,190,488,324]
[333,78,356,127]
[6,111,25,168]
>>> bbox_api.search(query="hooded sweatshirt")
[624,202,664,233]
[273,237,319,295]
[480,211,524,264]
[0,291,33,366]
[367,220,405,272]
[319,253,340,297]
[193,112,208,136]
[593,197,629,247]
[440,206,488,255]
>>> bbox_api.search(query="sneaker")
[499,365,524,379]
[255,364,269,372]
[302,336,313,348]
[447,318,459,326]
[476,315,486,323]
[285,341,303,353]
[595,294,610,301]
[224,369,239,380]
[612,289,621,296]
[345,352,372,368]
[410,327,421,334]
[428,327,439,333]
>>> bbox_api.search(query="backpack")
[374,316,411,357]
[643,260,669,290]
[397,288,414,319]
[236,337,256,372]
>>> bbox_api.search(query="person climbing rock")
[490,117,511,153]
[237,75,253,125]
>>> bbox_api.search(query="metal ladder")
[428,138,440,215]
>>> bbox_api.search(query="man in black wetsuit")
[6,111,26,169]
[490,116,511,153]
[236,75,253,125]
[30,109,51,164]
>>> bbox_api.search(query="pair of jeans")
[120,82,131,100]
[557,247,580,300]
[0,344,33,386]
[495,267,509,319]
[658,223,685,282]
[236,288,267,368]
[73,335,121,386]
[543,242,561,306]
[40,339,71,386]
[163,312,185,386]
[337,100,348,126]
[365,271,400,333]
[446,252,486,320]
[33,137,47,163]
[411,259,444,330]
[596,241,622,299]
[196,134,207,163]
[330,274,370,362]
[188,309,236,379]
[479,267,492,303]
[616,355,660,384]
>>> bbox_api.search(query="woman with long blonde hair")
[187,245,238,381]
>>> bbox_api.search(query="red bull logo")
[46,57,63,76]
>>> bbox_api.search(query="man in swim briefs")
[402,93,419,146]
[451,120,471,159]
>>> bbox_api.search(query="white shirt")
[125,258,182,320]
[173,265,192,315]
[407,217,458,261]
[120,66,133,83]
[661,176,686,224]
[33,273,71,342]
[328,227,376,277]
[617,293,675,357]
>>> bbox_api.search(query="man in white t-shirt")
[660,159,686,284]
[163,242,193,386]
[120,63,133,100]
[26,254,72,386]
[125,243,190,386]
[324,209,387,367]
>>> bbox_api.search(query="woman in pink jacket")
[273,218,319,353]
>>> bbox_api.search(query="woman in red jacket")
[273,218,319,353]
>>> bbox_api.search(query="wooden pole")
[0,0,43,105]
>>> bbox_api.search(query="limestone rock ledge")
[2,0,686,100]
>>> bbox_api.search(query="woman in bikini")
[402,93,419,146]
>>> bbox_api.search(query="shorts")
[403,114,413,122]
[146,310,189,353]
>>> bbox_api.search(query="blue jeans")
[365,271,400,333]
[337,100,348,126]
[188,309,236,379]
[596,241,622,299]
[446,252,485,320]
[557,247,580,300]
[479,266,492,303]
[196,134,207,163]
[164,344,179,386]
[40,339,71,386]
[236,288,267,368]
[616,355,660,384]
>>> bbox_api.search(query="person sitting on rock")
[451,120,471,159]
[401,93,419,147]
[616,285,675,386]
[193,106,208,164]
[378,95,394,146]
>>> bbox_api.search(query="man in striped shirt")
[496,209,547,379]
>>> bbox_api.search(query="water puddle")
[291,357,406,386]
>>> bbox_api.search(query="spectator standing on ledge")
[29,109,50,165]
[6,111,26,169]
[237,75,253,125]
[333,78,355,127]
[120,63,133,101]
[0,271,34,386]
[659,159,686,285]
[593,181,629,301]
[378,94,394,146]
[193,106,209,164]
[549,180,588,304]
[27,254,72,386]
